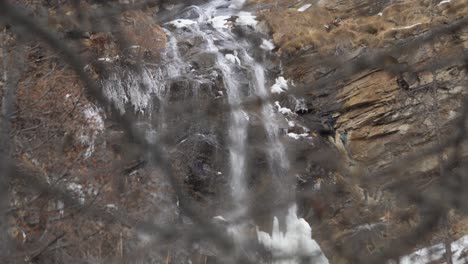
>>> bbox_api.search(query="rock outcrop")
[254,0,468,262]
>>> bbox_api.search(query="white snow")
[257,205,329,264]
[392,23,422,30]
[210,15,232,29]
[82,105,104,131]
[287,133,310,140]
[57,200,64,217]
[145,129,158,144]
[275,101,294,115]
[313,181,321,190]
[137,232,153,244]
[229,0,246,9]
[213,215,228,222]
[79,104,104,159]
[209,12,257,29]
[78,105,104,158]
[377,12,383,16]
[400,235,468,264]
[242,111,250,121]
[97,56,119,63]
[298,4,312,12]
[236,12,258,27]
[21,230,27,243]
[98,57,112,62]
[66,182,85,205]
[271,77,289,94]
[438,0,452,5]
[105,204,118,210]
[166,19,197,29]
[225,53,241,65]
[260,39,275,51]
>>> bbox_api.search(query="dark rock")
[177,36,205,56]
[178,6,203,20]
[189,52,218,71]
[396,75,409,90]
[123,159,147,175]
[64,29,90,40]
[167,77,194,102]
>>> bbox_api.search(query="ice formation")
[257,205,329,264]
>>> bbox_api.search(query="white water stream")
[163,0,328,262]
[104,0,329,262]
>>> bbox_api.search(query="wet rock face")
[178,36,206,56]
[154,38,230,205]
[167,77,194,102]
[189,52,218,70]
[183,137,224,197]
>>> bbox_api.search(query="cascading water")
[162,1,328,263]
[166,0,255,209]
[104,0,329,262]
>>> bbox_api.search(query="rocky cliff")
[254,0,468,262]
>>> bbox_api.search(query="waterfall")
[102,0,329,262]
[163,30,187,78]
[166,1,253,207]
[160,1,328,262]
[245,54,290,176]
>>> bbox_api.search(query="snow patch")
[213,215,228,222]
[210,13,257,29]
[105,204,118,210]
[145,129,158,144]
[242,111,250,121]
[314,181,321,190]
[82,105,104,131]
[229,0,246,9]
[57,200,64,217]
[97,56,119,63]
[166,19,197,29]
[448,110,458,120]
[236,12,258,27]
[225,53,241,65]
[137,232,153,245]
[210,15,231,29]
[438,0,452,5]
[79,104,104,159]
[287,133,310,140]
[66,182,85,205]
[400,235,468,264]
[392,23,422,30]
[275,101,294,115]
[271,77,289,94]
[21,230,27,243]
[298,4,312,12]
[260,39,275,51]
[257,205,329,264]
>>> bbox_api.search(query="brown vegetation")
[257,0,468,57]
[2,1,169,262]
